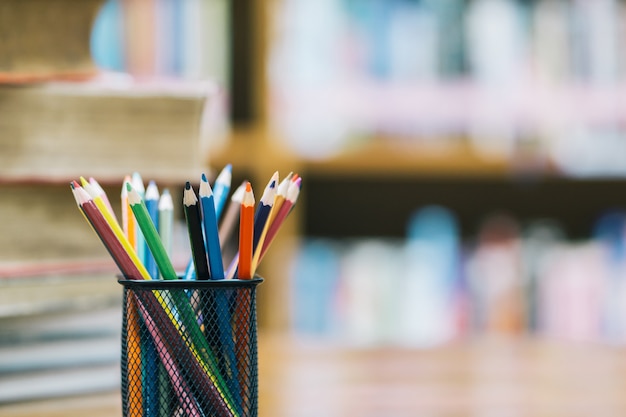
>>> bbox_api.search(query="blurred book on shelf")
[0,268,122,403]
[92,0,231,87]
[289,205,626,347]
[0,0,104,83]
[0,73,223,183]
[267,0,626,177]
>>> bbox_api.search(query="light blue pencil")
[144,180,160,280]
[213,163,232,222]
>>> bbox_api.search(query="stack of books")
[0,0,224,403]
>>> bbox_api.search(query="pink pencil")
[258,177,301,263]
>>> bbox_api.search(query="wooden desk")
[2,334,626,417]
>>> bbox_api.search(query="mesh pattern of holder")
[119,278,262,417]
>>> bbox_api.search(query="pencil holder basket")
[118,278,263,417]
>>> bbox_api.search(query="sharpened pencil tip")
[245,182,251,192]
[185,181,191,190]
[201,172,208,182]
[126,182,132,192]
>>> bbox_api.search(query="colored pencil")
[129,184,239,413]
[158,188,174,257]
[200,173,241,409]
[132,172,147,264]
[136,179,161,414]
[144,180,160,279]
[128,183,178,281]
[157,187,174,417]
[76,180,151,281]
[259,176,302,263]
[88,176,119,224]
[213,163,232,222]
[183,165,232,280]
[268,172,292,226]
[133,290,237,417]
[71,182,146,280]
[73,177,239,415]
[237,182,255,279]
[219,180,246,250]
[250,176,277,274]
[74,180,149,414]
[121,175,136,248]
[183,182,210,279]
[125,296,144,417]
[134,294,203,417]
[199,173,225,279]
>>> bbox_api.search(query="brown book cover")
[0,0,105,83]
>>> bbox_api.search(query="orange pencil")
[237,182,255,279]
[121,175,136,247]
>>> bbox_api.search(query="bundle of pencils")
[70,167,301,417]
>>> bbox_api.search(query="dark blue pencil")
[252,176,277,255]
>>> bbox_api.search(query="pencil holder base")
[118,278,263,417]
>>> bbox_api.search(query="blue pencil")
[183,166,232,280]
[200,173,241,412]
[134,177,159,417]
[144,180,160,280]
[199,173,225,279]
[252,175,277,254]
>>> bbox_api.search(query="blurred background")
[4,0,626,415]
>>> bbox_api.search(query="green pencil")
[127,183,239,416]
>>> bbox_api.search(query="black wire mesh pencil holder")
[118,278,263,417]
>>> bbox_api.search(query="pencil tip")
[126,182,132,192]
[245,182,252,192]
[201,172,208,182]
[185,181,191,190]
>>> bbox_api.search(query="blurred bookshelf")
[209,0,626,340]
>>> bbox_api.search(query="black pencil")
[183,181,210,280]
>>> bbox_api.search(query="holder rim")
[118,276,263,289]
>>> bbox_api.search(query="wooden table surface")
[2,333,626,417]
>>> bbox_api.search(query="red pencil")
[259,177,301,263]
[71,181,145,280]
[237,182,255,279]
